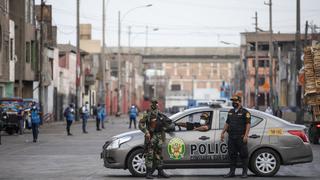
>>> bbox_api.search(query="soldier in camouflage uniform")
[139,98,173,179]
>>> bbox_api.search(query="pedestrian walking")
[81,101,89,134]
[221,95,251,178]
[30,102,41,143]
[129,105,138,129]
[100,104,106,129]
[139,98,173,179]
[64,104,75,136]
[17,107,24,135]
[95,104,101,131]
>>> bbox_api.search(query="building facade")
[240,32,320,109]
[141,47,239,109]
[0,0,15,98]
[10,0,37,98]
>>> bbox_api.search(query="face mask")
[200,119,206,125]
[232,102,239,109]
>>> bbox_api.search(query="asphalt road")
[0,116,319,180]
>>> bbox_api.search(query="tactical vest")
[227,108,248,138]
[147,110,163,133]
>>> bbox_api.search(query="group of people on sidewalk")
[63,102,106,136]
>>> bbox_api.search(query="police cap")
[230,95,241,102]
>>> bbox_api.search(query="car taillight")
[316,124,320,128]
[288,130,309,143]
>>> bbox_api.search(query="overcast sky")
[37,0,320,47]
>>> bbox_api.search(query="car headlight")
[107,136,132,150]
[2,116,7,119]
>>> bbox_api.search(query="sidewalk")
[42,115,131,128]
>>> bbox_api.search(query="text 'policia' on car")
[101,105,313,177]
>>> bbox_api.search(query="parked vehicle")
[0,97,24,135]
[101,106,313,177]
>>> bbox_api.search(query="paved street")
[0,116,320,180]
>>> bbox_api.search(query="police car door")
[214,109,265,163]
[163,111,214,165]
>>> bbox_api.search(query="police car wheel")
[250,148,280,177]
[127,148,148,177]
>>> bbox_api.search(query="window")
[219,111,263,129]
[31,41,36,69]
[259,44,269,51]
[0,86,4,98]
[171,84,181,91]
[175,111,212,131]
[252,60,270,68]
[26,42,31,63]
[10,38,13,61]
[258,77,265,86]
[0,25,2,51]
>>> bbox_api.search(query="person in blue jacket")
[129,105,138,129]
[64,103,75,136]
[98,104,106,129]
[30,101,41,142]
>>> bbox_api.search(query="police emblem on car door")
[163,111,215,164]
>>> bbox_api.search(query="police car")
[101,106,313,177]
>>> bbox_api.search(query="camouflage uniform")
[139,98,172,179]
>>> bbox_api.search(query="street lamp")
[145,26,159,54]
[117,4,152,115]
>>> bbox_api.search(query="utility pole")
[99,0,106,105]
[145,25,149,54]
[117,11,121,115]
[254,11,259,110]
[128,25,132,107]
[76,0,80,121]
[296,0,303,124]
[304,21,309,48]
[265,0,274,109]
[39,0,44,118]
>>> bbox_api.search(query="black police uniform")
[226,107,251,172]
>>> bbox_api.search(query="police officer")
[176,112,210,131]
[139,98,173,179]
[220,95,251,178]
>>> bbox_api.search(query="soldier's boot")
[224,167,235,178]
[158,168,170,178]
[145,168,154,179]
[241,167,248,178]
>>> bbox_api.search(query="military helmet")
[151,97,158,104]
